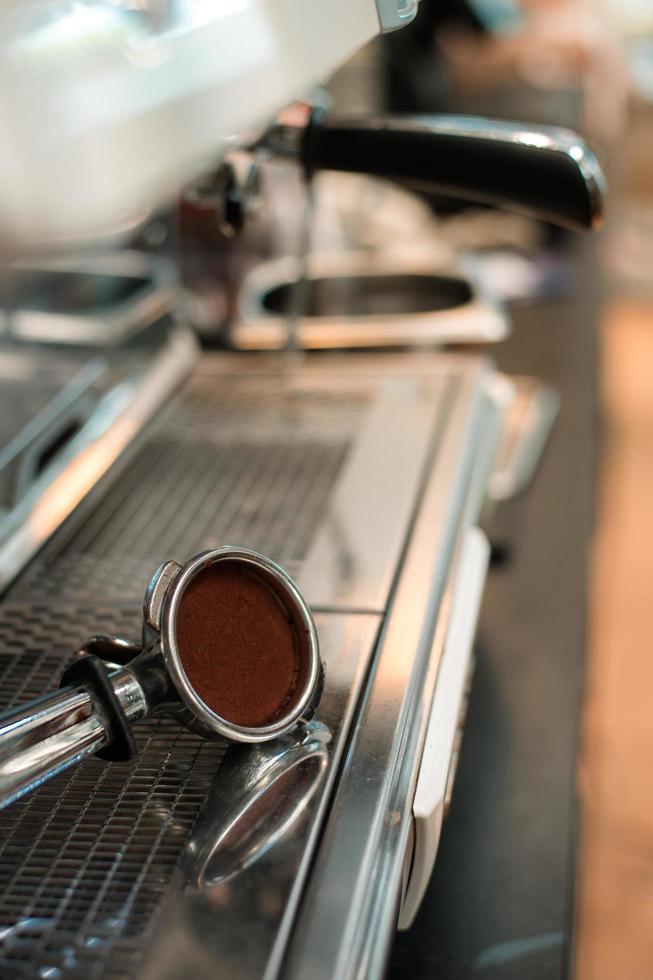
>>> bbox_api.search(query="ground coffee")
[174,562,308,728]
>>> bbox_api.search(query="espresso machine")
[0,3,604,979]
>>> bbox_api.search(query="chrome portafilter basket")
[0,548,323,811]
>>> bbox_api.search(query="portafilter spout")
[265,112,606,232]
[0,548,323,811]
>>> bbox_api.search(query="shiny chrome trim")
[187,724,331,892]
[489,375,560,501]
[3,251,177,346]
[376,0,419,32]
[284,358,504,980]
[398,525,490,930]
[381,115,606,229]
[0,357,105,508]
[0,687,94,748]
[232,252,509,351]
[178,353,500,614]
[0,668,147,810]
[144,559,182,631]
[263,124,305,161]
[140,614,382,980]
[0,327,198,591]
[298,374,452,612]
[160,547,322,743]
[113,669,149,723]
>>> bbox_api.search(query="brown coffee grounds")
[174,562,308,728]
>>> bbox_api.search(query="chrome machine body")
[0,352,505,979]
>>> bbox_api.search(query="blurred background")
[326,1,653,976]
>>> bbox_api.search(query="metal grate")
[11,374,364,602]
[0,603,227,980]
[156,372,366,445]
[0,364,367,977]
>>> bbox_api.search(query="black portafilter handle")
[267,114,606,232]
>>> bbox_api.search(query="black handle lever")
[268,114,605,232]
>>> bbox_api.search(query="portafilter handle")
[0,547,323,812]
[266,113,606,232]
[0,662,148,810]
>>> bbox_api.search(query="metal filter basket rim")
[161,547,321,743]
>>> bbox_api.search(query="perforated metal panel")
[0,603,228,980]
[0,365,366,978]
[12,374,364,602]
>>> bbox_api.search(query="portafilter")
[0,548,323,811]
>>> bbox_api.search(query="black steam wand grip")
[277,114,605,232]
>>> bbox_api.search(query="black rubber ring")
[60,654,137,762]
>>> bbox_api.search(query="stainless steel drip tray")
[0,352,502,980]
[141,354,501,980]
[10,353,470,614]
[0,327,197,592]
[140,611,382,980]
[1,251,177,347]
[231,253,508,351]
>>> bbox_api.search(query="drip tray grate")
[0,364,369,978]
[0,603,227,980]
[11,374,365,602]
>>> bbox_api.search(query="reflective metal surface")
[232,253,508,351]
[2,252,177,346]
[0,669,147,810]
[0,603,228,980]
[398,525,490,930]
[9,355,460,615]
[284,359,502,980]
[8,361,365,605]
[187,723,330,891]
[489,375,560,501]
[298,370,452,612]
[158,547,322,743]
[0,326,197,591]
[376,0,420,32]
[0,545,322,807]
[139,613,381,980]
[0,357,105,510]
[0,352,501,978]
